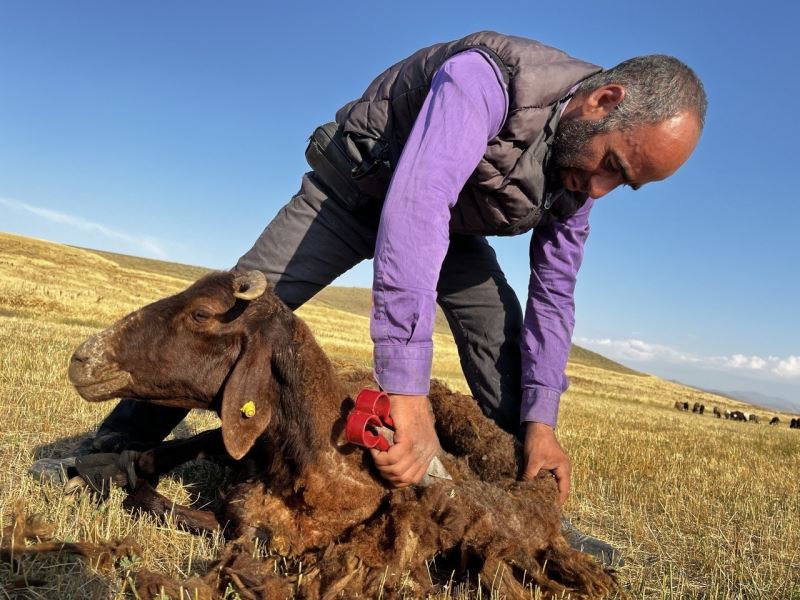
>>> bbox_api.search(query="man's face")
[551,87,701,199]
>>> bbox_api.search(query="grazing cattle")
[724,409,732,419]
[712,406,722,418]
[67,270,617,600]
[730,410,747,422]
[790,418,800,429]
[748,413,761,424]
[692,402,700,413]
[769,417,780,426]
[674,401,689,411]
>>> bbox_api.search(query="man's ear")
[583,84,625,119]
[220,332,275,460]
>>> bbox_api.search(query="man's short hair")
[577,55,707,131]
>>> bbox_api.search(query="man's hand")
[522,422,571,505]
[370,394,441,488]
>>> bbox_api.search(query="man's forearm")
[520,198,594,427]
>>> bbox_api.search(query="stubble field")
[0,232,798,599]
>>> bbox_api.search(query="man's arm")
[519,197,594,503]
[370,50,508,487]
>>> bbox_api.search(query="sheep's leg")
[122,431,227,535]
[133,427,226,483]
[67,429,227,501]
[124,479,222,534]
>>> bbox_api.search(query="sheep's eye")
[192,309,212,323]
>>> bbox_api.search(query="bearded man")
[50,31,707,565]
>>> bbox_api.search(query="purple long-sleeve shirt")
[371,50,594,428]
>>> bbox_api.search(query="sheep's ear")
[220,334,275,460]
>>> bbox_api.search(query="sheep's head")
[69,270,297,458]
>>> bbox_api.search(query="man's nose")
[587,173,621,199]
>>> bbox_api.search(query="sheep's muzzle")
[69,324,133,401]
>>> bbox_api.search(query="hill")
[73,240,646,378]
[74,245,212,282]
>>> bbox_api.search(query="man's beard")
[549,116,606,174]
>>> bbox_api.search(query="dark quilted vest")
[335,31,601,235]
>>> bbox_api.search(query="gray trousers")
[97,172,524,445]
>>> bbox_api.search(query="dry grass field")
[0,231,798,599]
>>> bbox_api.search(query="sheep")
[67,270,616,600]
[690,402,705,415]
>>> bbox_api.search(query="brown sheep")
[67,270,616,600]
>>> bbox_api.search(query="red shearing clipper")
[344,388,453,485]
[345,388,394,451]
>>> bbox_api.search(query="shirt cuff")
[373,345,433,395]
[520,386,561,429]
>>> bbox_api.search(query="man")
[46,31,706,564]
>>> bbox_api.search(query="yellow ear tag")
[241,401,256,418]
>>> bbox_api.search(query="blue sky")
[1,1,798,405]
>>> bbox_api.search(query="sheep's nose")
[68,337,100,380]
[71,340,92,365]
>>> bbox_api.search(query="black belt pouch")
[304,122,365,210]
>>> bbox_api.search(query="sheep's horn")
[232,270,268,300]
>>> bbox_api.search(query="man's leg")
[236,172,381,308]
[88,172,380,453]
[435,234,524,437]
[86,402,190,453]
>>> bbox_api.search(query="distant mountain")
[707,389,799,414]
[568,345,645,377]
